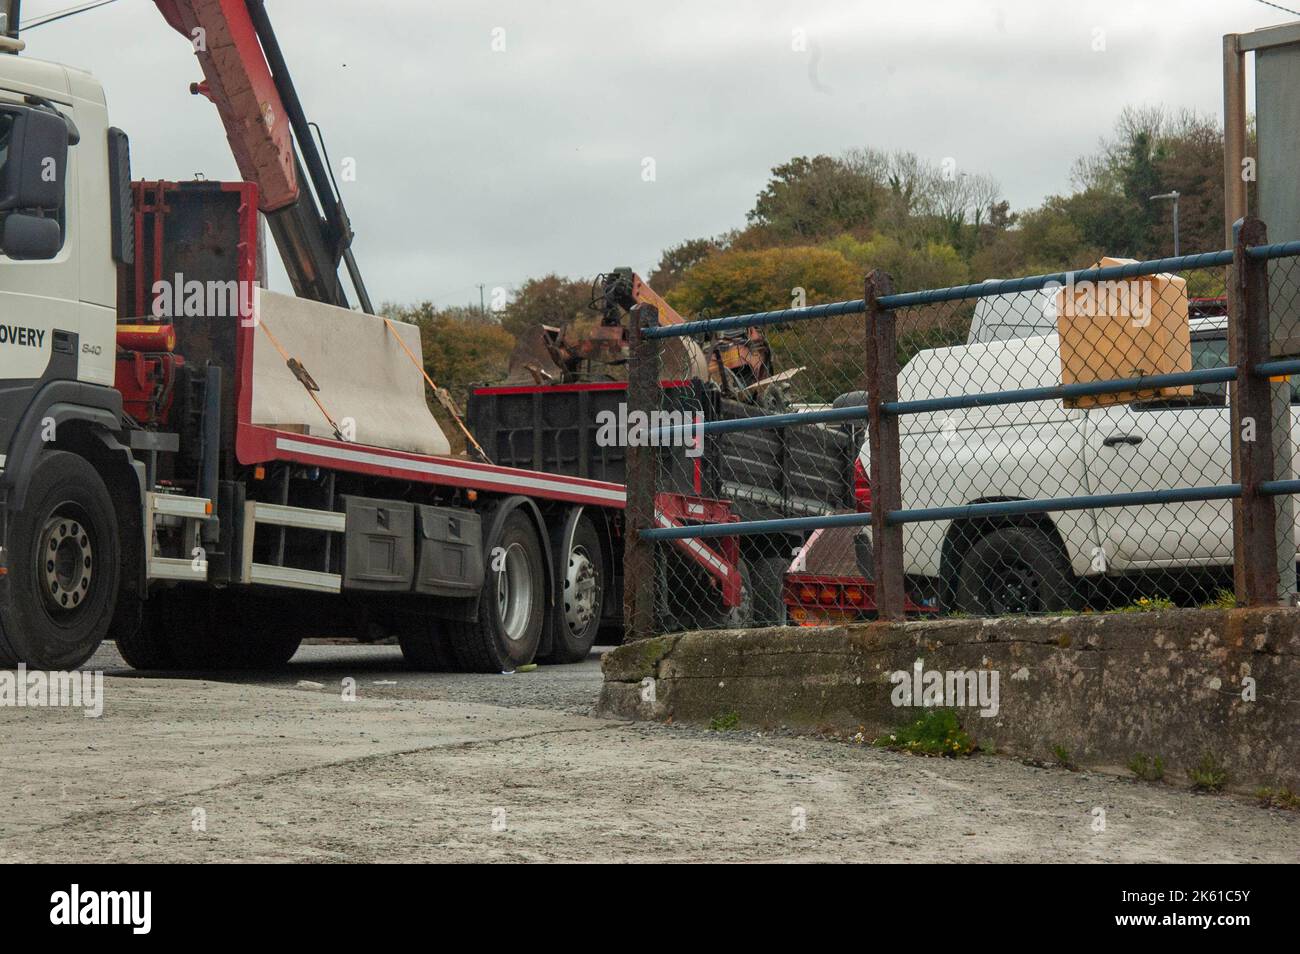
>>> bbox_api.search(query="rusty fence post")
[864,270,905,621]
[624,302,660,639]
[1228,217,1281,605]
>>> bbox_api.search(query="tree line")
[390,103,1246,434]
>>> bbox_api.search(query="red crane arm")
[153,0,297,211]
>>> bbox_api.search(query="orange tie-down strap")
[256,319,345,442]
[380,316,492,464]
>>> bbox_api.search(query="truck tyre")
[135,589,301,670]
[0,451,121,670]
[751,554,789,626]
[114,601,176,670]
[954,526,1076,616]
[398,626,459,671]
[217,629,302,670]
[540,514,604,664]
[449,509,545,672]
[186,591,303,670]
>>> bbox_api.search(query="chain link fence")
[629,227,1300,635]
[636,304,867,632]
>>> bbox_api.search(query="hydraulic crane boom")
[153,0,373,313]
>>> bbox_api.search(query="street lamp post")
[1151,191,1181,257]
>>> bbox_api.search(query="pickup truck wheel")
[540,515,604,664]
[0,451,120,670]
[450,510,544,672]
[955,527,1076,616]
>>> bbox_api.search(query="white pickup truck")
[885,312,1297,614]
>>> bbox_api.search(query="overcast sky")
[16,0,1297,307]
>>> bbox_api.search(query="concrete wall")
[597,609,1300,792]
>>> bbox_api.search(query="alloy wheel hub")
[564,546,598,635]
[39,515,93,613]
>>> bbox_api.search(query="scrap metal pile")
[504,268,796,409]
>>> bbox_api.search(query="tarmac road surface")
[0,641,1295,863]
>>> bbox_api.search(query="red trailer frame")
[126,181,745,608]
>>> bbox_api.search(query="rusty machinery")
[507,267,783,404]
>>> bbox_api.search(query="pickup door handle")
[1102,434,1144,448]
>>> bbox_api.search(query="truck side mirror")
[0,106,70,213]
[1,212,62,260]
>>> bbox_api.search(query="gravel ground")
[0,641,1295,863]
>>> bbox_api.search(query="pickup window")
[1189,334,1229,405]
[1131,331,1300,407]
[1132,333,1229,409]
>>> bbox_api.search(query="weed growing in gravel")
[709,711,740,731]
[1188,753,1229,792]
[873,709,974,756]
[1051,744,1078,770]
[1128,753,1165,782]
[1254,787,1300,810]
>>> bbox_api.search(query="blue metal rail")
[878,250,1236,310]
[652,403,868,441]
[641,298,867,340]
[888,485,1242,526]
[640,484,1245,541]
[885,366,1237,416]
[640,243,1300,340]
[634,240,1300,549]
[643,511,874,541]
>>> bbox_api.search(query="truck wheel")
[114,601,176,670]
[0,451,120,670]
[194,591,303,669]
[449,509,545,672]
[398,626,459,671]
[143,589,301,670]
[751,554,789,626]
[217,629,302,670]
[540,515,604,663]
[955,527,1076,616]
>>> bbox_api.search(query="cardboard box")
[1055,258,1192,408]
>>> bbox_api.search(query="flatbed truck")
[0,0,767,671]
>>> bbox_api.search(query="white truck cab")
[0,51,118,394]
[0,46,144,670]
